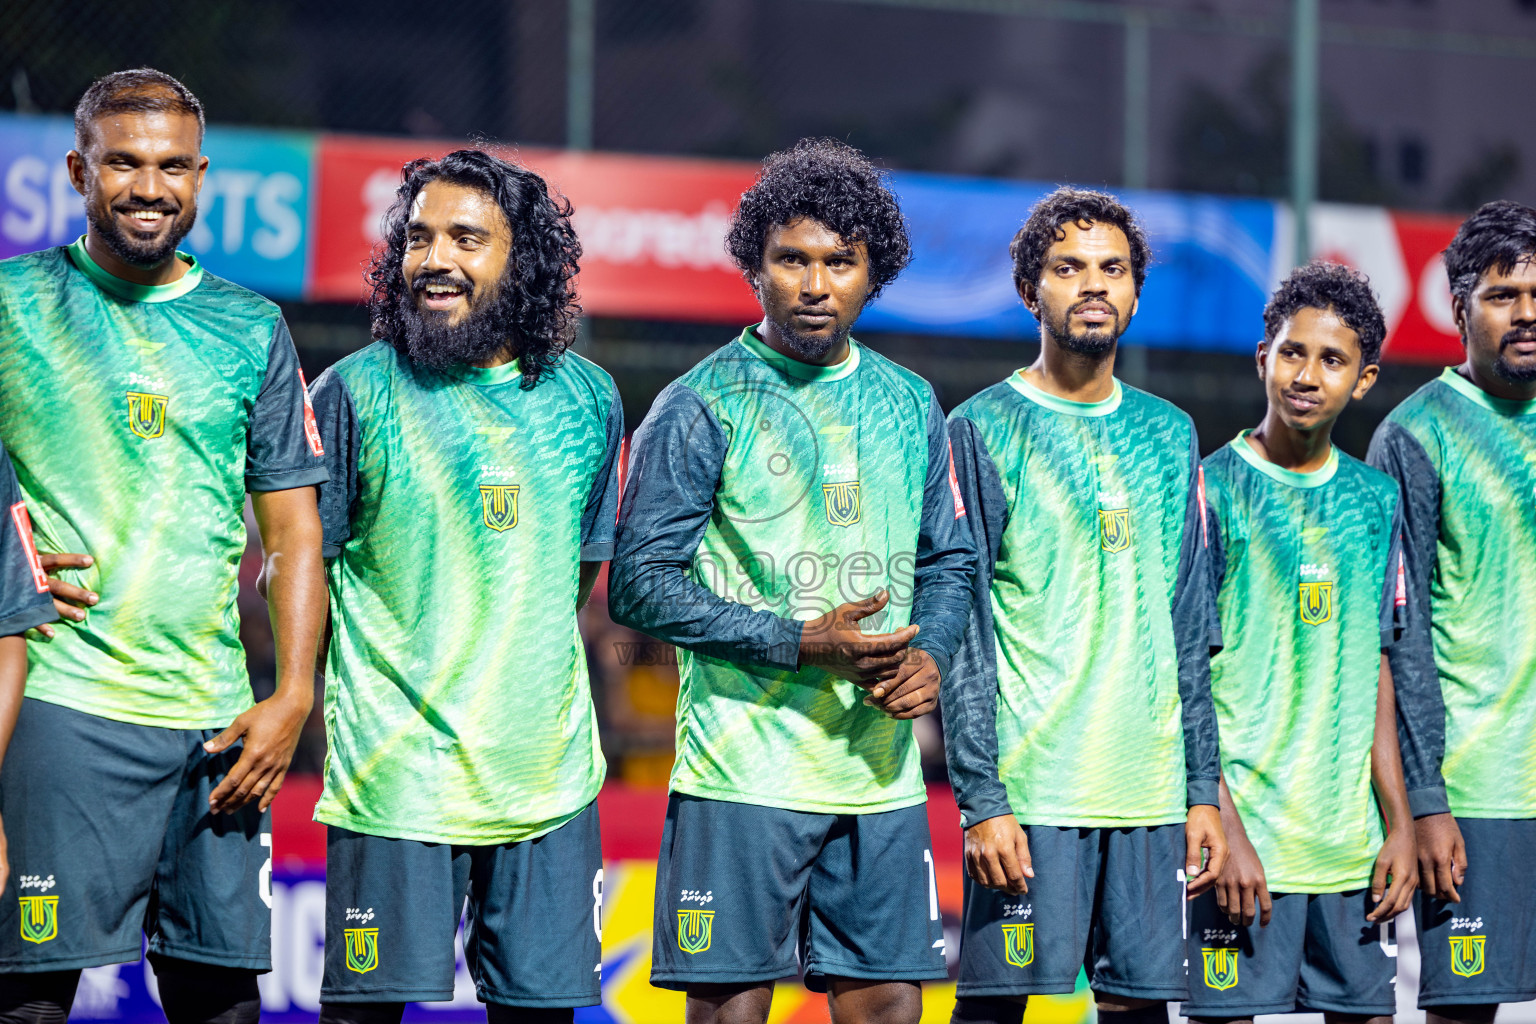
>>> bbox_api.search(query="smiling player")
[609,138,975,1024]
[945,187,1226,1024]
[1186,261,1416,1024]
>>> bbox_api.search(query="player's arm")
[1174,435,1227,895]
[943,414,1031,895]
[577,380,625,611]
[1368,654,1419,922]
[207,318,330,814]
[608,381,915,682]
[0,445,60,890]
[1214,774,1271,927]
[1367,422,1463,900]
[869,394,978,720]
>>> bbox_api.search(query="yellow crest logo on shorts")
[1202,946,1238,990]
[677,908,714,954]
[1099,508,1130,552]
[1001,922,1033,967]
[1450,935,1486,978]
[822,481,861,528]
[344,927,378,973]
[479,484,519,532]
[126,391,169,440]
[1299,580,1334,625]
[18,896,58,944]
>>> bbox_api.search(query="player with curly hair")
[298,149,623,1023]
[945,186,1227,1024]
[609,137,975,1024]
[1184,260,1417,1022]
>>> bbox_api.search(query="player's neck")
[1247,410,1335,474]
[1457,359,1536,403]
[757,321,850,367]
[83,229,190,287]
[1024,341,1116,403]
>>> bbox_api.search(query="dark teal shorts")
[0,697,272,973]
[649,794,947,993]
[1183,889,1396,1016]
[956,822,1189,1000]
[320,801,603,1008]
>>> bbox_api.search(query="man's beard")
[1492,326,1536,383]
[396,272,520,371]
[86,193,197,267]
[1042,298,1126,356]
[767,312,851,363]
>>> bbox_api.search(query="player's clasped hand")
[1185,804,1228,902]
[1415,811,1467,903]
[965,814,1034,895]
[799,590,917,683]
[35,550,98,638]
[1215,824,1271,927]
[204,688,313,814]
[1367,824,1418,922]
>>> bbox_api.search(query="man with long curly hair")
[296,149,623,1024]
[610,138,977,1024]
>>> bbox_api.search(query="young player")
[1368,200,1536,1021]
[945,187,1227,1024]
[301,150,620,1023]
[0,69,329,1023]
[1185,261,1417,1023]
[608,138,976,1024]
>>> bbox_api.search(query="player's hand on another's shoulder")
[863,647,940,720]
[1212,820,1269,926]
[1185,803,1231,903]
[1369,824,1418,922]
[965,813,1033,895]
[799,590,919,686]
[204,687,314,814]
[1414,812,1467,903]
[34,551,97,638]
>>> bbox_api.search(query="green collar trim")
[67,236,202,303]
[443,357,523,386]
[1007,370,1122,417]
[738,324,861,382]
[1439,367,1536,416]
[1230,430,1338,488]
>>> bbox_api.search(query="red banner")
[308,135,762,322]
[1384,211,1466,364]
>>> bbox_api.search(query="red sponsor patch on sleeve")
[9,502,47,593]
[298,369,325,458]
[947,440,966,519]
[615,435,629,524]
[1197,465,1209,549]
[1395,550,1407,608]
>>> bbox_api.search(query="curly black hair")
[74,68,205,152]
[1444,199,1536,310]
[368,149,581,388]
[726,138,911,300]
[1261,260,1386,367]
[1010,187,1152,294]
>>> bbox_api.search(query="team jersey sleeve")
[940,413,1013,827]
[1379,495,1407,651]
[1173,434,1221,809]
[0,441,57,637]
[1367,420,1448,818]
[608,381,802,670]
[1203,482,1228,650]
[308,368,362,559]
[246,318,330,492]
[579,381,625,563]
[906,393,978,679]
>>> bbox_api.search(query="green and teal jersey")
[609,326,976,815]
[945,373,1220,828]
[1204,434,1403,892]
[309,342,622,844]
[1369,367,1536,820]
[0,239,327,728]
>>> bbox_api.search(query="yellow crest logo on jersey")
[344,927,378,973]
[1450,935,1486,978]
[1299,580,1334,625]
[677,909,714,954]
[479,484,519,532]
[1099,508,1130,552]
[18,896,58,944]
[1001,923,1034,967]
[1202,947,1238,990]
[126,391,169,440]
[822,482,861,528]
